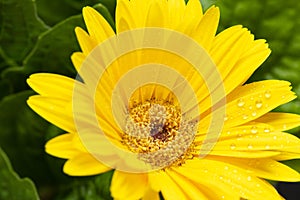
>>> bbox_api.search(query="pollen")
[122,99,197,169]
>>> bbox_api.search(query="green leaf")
[35,0,107,26]
[0,14,84,96]
[281,159,300,173]
[0,0,49,66]
[56,171,114,200]
[23,15,83,77]
[0,147,39,200]
[0,91,54,185]
[99,0,116,20]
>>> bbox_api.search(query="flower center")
[122,99,196,169]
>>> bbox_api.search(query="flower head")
[27,0,300,199]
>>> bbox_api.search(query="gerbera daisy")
[27,0,300,199]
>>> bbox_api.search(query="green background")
[0,0,299,199]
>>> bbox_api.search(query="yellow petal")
[63,153,111,176]
[71,52,85,72]
[45,133,81,159]
[74,27,97,55]
[223,39,271,92]
[145,0,165,27]
[211,131,300,152]
[168,168,239,200]
[166,0,186,28]
[224,80,295,128]
[208,156,300,182]
[27,96,75,133]
[210,26,253,80]
[27,73,80,100]
[175,158,282,200]
[150,171,188,200]
[165,169,210,200]
[255,112,300,131]
[82,6,115,43]
[208,150,280,158]
[183,0,203,21]
[116,0,136,32]
[190,6,219,50]
[142,187,160,200]
[272,152,300,161]
[110,171,148,200]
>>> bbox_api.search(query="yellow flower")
[27,0,300,199]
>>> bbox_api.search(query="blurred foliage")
[0,0,300,199]
[0,147,39,200]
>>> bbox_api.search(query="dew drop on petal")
[219,176,224,180]
[230,143,236,150]
[264,90,271,99]
[247,176,252,181]
[283,124,287,129]
[204,169,208,173]
[251,111,257,117]
[237,98,245,107]
[264,128,270,133]
[248,144,253,149]
[224,115,228,121]
[265,145,270,149]
[255,100,263,109]
[251,126,258,134]
[273,135,277,140]
[242,114,248,120]
[265,103,269,108]
[224,166,229,170]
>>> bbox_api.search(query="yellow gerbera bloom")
[27,0,300,199]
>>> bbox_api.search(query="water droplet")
[247,176,252,181]
[221,195,225,199]
[248,144,253,149]
[242,114,248,120]
[265,103,269,108]
[237,98,245,107]
[233,169,238,173]
[219,176,224,180]
[251,111,257,117]
[265,145,270,149]
[264,90,271,99]
[249,105,253,110]
[224,115,228,121]
[282,95,285,99]
[251,126,258,134]
[264,128,270,133]
[224,166,229,170]
[283,124,287,129]
[230,143,236,150]
[226,131,231,135]
[204,169,208,173]
[255,100,263,109]
[273,135,277,140]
